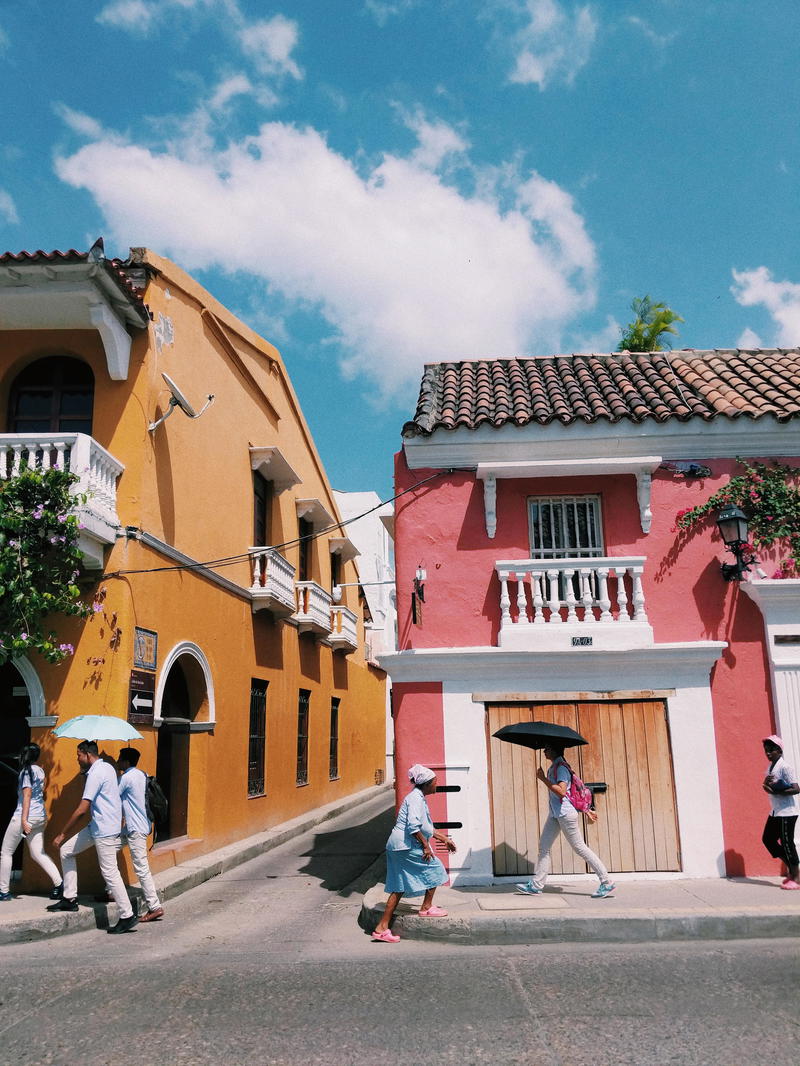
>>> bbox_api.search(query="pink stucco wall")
[393,450,784,875]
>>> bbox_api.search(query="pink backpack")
[562,759,594,812]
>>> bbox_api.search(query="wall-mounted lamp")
[412,566,426,624]
[716,505,754,581]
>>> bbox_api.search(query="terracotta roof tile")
[402,349,800,436]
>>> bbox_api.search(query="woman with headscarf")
[0,743,63,902]
[371,764,457,943]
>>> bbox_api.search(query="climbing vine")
[675,459,800,576]
[0,466,91,664]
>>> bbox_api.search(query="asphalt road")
[0,792,797,1066]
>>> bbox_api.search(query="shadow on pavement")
[297,804,393,896]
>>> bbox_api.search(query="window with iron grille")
[528,495,604,558]
[296,689,310,786]
[248,680,268,797]
[329,697,340,780]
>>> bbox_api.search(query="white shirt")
[119,766,151,836]
[82,759,123,838]
[16,764,46,822]
[766,756,800,817]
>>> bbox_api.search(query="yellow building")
[0,243,387,890]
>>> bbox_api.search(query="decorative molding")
[483,474,497,538]
[249,446,301,493]
[12,656,45,718]
[328,536,359,562]
[27,715,58,728]
[295,497,335,529]
[154,641,215,726]
[471,689,676,702]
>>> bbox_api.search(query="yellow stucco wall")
[1,252,386,891]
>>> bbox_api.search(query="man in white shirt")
[118,747,164,922]
[51,740,138,933]
[762,734,800,890]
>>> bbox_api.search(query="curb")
[359,898,800,945]
[1,783,393,946]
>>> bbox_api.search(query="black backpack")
[145,775,169,827]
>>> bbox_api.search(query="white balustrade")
[495,556,652,650]
[0,433,124,568]
[249,547,296,616]
[329,605,358,652]
[294,580,333,636]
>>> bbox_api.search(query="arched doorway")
[0,662,32,882]
[155,645,213,842]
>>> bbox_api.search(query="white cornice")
[377,641,727,689]
[403,418,799,470]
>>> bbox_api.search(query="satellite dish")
[148,373,215,432]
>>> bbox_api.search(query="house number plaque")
[572,636,593,647]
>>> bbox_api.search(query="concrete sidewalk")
[0,783,392,945]
[360,875,800,945]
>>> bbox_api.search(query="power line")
[106,468,450,579]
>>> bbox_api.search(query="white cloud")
[364,0,417,26]
[0,188,19,225]
[238,16,302,80]
[731,267,800,348]
[401,111,469,170]
[96,0,159,33]
[572,314,621,354]
[54,104,110,141]
[55,118,596,401]
[504,0,598,89]
[626,16,678,48]
[736,327,762,349]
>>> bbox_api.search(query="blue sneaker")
[515,881,542,895]
[592,881,616,899]
[0,891,14,902]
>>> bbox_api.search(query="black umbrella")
[492,721,587,750]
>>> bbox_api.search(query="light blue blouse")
[386,787,434,851]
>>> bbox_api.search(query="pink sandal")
[372,929,401,942]
[418,905,448,917]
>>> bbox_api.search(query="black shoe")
[47,897,78,912]
[107,913,139,934]
[49,883,64,901]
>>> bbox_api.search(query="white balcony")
[0,433,124,569]
[294,580,333,637]
[329,605,358,653]
[249,547,296,617]
[495,556,654,652]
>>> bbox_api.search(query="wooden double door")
[488,700,681,876]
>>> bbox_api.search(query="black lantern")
[715,505,752,581]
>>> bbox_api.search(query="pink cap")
[763,735,783,750]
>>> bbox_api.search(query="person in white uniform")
[51,740,139,933]
[117,747,164,922]
[0,743,63,902]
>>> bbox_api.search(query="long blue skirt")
[385,846,448,897]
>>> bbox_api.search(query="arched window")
[8,356,94,435]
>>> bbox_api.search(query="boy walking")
[118,747,164,922]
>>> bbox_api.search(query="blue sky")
[1,0,799,500]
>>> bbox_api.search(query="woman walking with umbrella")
[494,722,615,899]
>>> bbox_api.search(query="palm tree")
[617,296,683,351]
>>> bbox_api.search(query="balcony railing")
[249,547,296,617]
[329,605,358,653]
[495,556,653,651]
[294,580,333,637]
[0,433,124,569]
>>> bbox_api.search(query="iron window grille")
[248,680,268,797]
[329,697,340,780]
[528,494,604,601]
[296,689,310,786]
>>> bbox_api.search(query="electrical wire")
[105,468,451,578]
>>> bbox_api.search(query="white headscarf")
[408,763,435,786]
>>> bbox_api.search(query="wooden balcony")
[329,606,358,653]
[495,556,654,651]
[249,547,296,617]
[294,580,333,637]
[0,433,124,569]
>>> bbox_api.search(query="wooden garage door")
[487,701,681,876]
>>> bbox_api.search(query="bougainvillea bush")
[675,459,800,577]
[0,466,90,664]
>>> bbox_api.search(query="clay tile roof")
[402,349,800,437]
[0,244,150,323]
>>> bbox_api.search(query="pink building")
[379,350,800,885]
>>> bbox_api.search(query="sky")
[1,0,799,501]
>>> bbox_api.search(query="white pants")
[124,832,161,912]
[531,811,610,889]
[0,813,62,894]
[60,827,133,919]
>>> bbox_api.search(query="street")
[0,792,797,1066]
